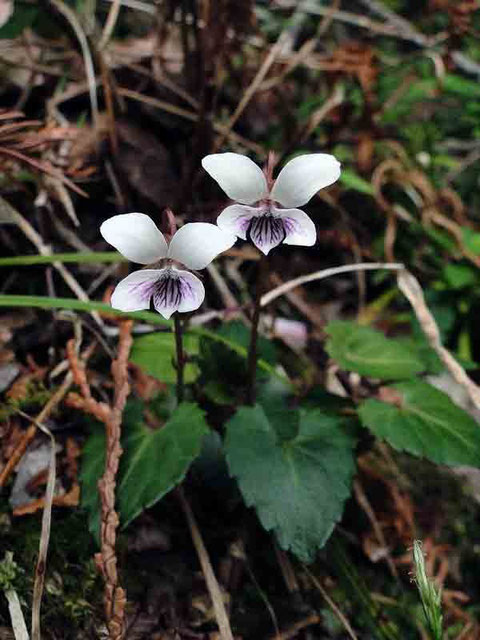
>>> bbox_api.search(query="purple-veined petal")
[248,214,288,255]
[270,153,341,208]
[100,213,168,264]
[152,268,205,319]
[273,207,316,247]
[202,153,268,205]
[216,204,262,240]
[110,269,162,311]
[168,222,236,270]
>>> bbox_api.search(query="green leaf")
[462,227,480,256]
[80,426,105,543]
[443,264,478,290]
[225,405,357,561]
[199,321,278,403]
[443,74,480,99]
[118,402,209,526]
[325,321,426,380]
[130,332,199,384]
[339,169,374,195]
[81,401,209,538]
[358,381,480,467]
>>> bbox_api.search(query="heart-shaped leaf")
[118,402,209,526]
[358,380,480,467]
[225,405,357,562]
[81,401,208,538]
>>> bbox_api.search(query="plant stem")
[246,254,268,405]
[174,314,185,404]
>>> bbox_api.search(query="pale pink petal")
[110,269,162,312]
[273,207,316,247]
[216,204,262,240]
[152,268,205,319]
[168,223,236,271]
[202,153,268,205]
[100,213,168,264]
[270,154,341,208]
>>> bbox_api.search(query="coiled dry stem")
[66,320,133,639]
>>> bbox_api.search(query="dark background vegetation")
[2,0,480,638]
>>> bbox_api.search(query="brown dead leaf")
[6,369,46,402]
[13,484,80,516]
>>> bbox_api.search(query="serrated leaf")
[225,405,356,562]
[118,402,209,526]
[325,321,426,380]
[81,402,208,539]
[358,381,480,467]
[130,331,199,383]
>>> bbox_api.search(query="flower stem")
[246,254,268,405]
[174,314,185,404]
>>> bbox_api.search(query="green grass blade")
[0,252,126,266]
[0,294,287,383]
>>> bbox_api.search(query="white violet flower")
[202,152,341,255]
[100,213,236,319]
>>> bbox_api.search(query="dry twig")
[5,587,29,640]
[3,197,103,327]
[302,565,358,640]
[261,262,404,308]
[26,415,57,640]
[66,321,133,640]
[398,270,480,412]
[177,487,234,640]
[49,0,99,130]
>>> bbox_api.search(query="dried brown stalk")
[302,565,358,640]
[66,320,133,640]
[398,270,480,412]
[177,487,234,640]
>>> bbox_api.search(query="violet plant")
[82,149,480,571]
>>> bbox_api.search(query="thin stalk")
[246,254,268,405]
[174,314,185,404]
[0,294,287,383]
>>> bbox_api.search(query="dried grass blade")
[5,589,29,640]
[398,270,480,412]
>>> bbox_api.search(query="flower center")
[153,270,183,309]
